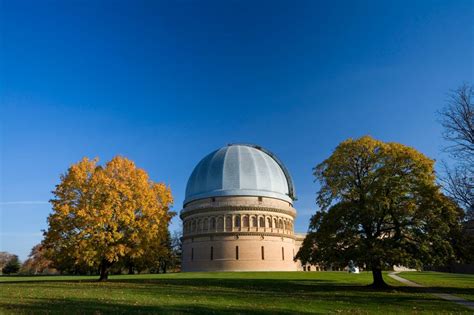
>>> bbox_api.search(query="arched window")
[203,218,209,231]
[273,218,277,228]
[225,216,232,230]
[234,216,241,228]
[210,217,216,230]
[279,219,283,229]
[192,221,196,232]
[259,217,264,228]
[217,217,224,231]
[251,216,257,227]
[198,219,203,232]
[267,217,272,228]
[242,216,249,228]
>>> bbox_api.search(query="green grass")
[398,271,474,302]
[0,271,472,314]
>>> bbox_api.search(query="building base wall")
[182,235,298,272]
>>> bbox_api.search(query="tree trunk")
[371,267,389,289]
[99,260,110,281]
[128,264,134,275]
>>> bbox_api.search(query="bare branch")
[439,84,474,161]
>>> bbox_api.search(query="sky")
[0,0,473,261]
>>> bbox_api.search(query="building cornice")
[180,206,296,219]
[182,231,297,241]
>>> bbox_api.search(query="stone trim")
[182,231,297,241]
[180,206,296,219]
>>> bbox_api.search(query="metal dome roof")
[184,144,296,205]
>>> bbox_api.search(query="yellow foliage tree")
[43,156,174,280]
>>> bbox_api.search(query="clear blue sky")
[1,0,472,260]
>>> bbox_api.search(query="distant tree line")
[0,230,182,276]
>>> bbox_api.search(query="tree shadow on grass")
[2,277,473,314]
[4,277,474,296]
[109,277,474,297]
[0,298,310,315]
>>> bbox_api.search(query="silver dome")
[184,144,295,205]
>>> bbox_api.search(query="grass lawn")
[398,272,474,302]
[0,271,472,314]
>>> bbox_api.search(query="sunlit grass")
[0,271,472,314]
[398,271,474,302]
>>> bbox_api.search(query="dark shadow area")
[0,299,313,315]
[110,277,474,297]
[1,277,472,314]
[3,276,473,296]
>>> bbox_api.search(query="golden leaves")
[43,156,174,270]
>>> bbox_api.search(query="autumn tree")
[439,84,473,220]
[20,244,56,275]
[297,136,462,288]
[42,156,174,280]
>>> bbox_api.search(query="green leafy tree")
[0,252,15,274]
[297,136,463,288]
[2,255,21,274]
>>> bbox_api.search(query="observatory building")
[180,144,305,272]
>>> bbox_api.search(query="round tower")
[181,144,299,271]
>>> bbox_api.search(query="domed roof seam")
[194,151,211,195]
[206,147,222,191]
[272,152,288,194]
[242,146,260,189]
[236,145,242,189]
[248,145,259,189]
[254,146,296,200]
[255,148,275,192]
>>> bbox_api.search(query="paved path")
[388,272,474,311]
